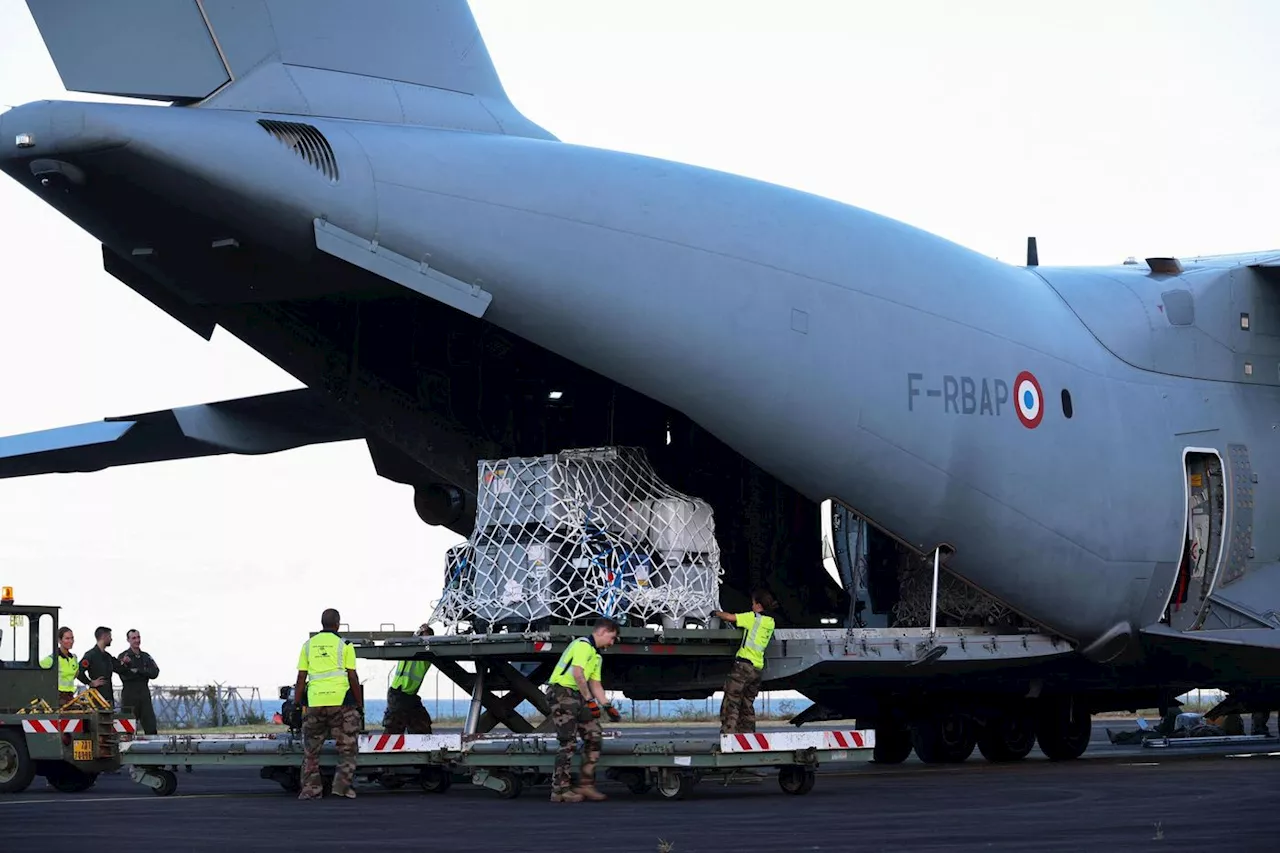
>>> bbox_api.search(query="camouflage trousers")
[719,659,763,734]
[549,685,602,793]
[57,692,75,708]
[299,706,360,799]
[383,689,433,734]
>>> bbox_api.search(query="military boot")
[572,784,607,801]
[550,790,584,803]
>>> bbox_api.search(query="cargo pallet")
[120,728,875,799]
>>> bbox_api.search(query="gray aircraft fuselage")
[5,0,1280,715]
[4,97,1272,661]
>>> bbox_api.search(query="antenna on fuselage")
[1026,236,1039,267]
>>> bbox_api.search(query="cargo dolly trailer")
[120,728,875,800]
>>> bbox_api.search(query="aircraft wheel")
[1036,702,1091,761]
[0,730,36,794]
[872,725,913,764]
[911,714,976,764]
[778,765,816,795]
[977,714,1037,762]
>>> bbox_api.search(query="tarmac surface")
[5,721,1280,852]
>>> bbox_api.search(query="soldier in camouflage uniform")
[383,624,434,734]
[547,617,621,803]
[295,608,363,800]
[712,589,778,735]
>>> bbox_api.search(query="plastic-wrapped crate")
[471,536,561,628]
[475,448,650,533]
[431,543,476,629]
[432,446,725,632]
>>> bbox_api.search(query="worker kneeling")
[547,617,621,803]
[712,589,778,734]
[383,624,434,734]
[295,608,363,800]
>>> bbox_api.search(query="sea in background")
[244,695,807,726]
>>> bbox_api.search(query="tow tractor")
[0,587,136,793]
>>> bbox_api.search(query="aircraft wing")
[0,388,362,479]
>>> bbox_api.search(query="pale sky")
[1,0,1278,700]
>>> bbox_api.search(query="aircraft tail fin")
[25,0,554,139]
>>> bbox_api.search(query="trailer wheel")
[615,769,651,795]
[655,770,692,801]
[0,729,35,794]
[150,769,178,797]
[778,766,816,796]
[491,770,523,800]
[419,767,452,794]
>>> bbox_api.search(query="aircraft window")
[1061,389,1073,419]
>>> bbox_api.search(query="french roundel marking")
[1014,371,1043,429]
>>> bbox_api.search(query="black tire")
[912,715,976,764]
[0,729,36,794]
[778,766,816,795]
[150,769,178,797]
[977,715,1037,763]
[376,774,406,789]
[46,765,98,793]
[490,770,522,800]
[616,769,651,795]
[872,726,913,764]
[419,767,452,794]
[655,770,693,801]
[1036,703,1091,761]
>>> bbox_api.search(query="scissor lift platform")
[120,727,875,800]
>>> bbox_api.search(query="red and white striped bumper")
[21,718,84,734]
[358,734,462,753]
[718,728,875,752]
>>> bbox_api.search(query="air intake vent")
[257,120,339,182]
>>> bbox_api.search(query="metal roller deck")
[119,727,875,800]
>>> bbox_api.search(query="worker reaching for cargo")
[383,623,434,734]
[711,589,779,735]
[38,626,80,707]
[295,608,363,800]
[547,617,621,803]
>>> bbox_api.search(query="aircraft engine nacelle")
[414,483,466,529]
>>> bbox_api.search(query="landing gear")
[977,713,1037,762]
[911,713,975,763]
[1036,700,1091,761]
[871,723,913,764]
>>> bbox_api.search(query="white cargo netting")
[431,447,723,632]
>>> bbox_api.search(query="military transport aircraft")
[2,1,1278,765]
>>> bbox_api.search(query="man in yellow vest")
[294,608,362,800]
[711,588,778,734]
[383,623,434,734]
[547,617,621,803]
[38,626,80,707]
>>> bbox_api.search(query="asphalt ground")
[4,721,1280,852]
